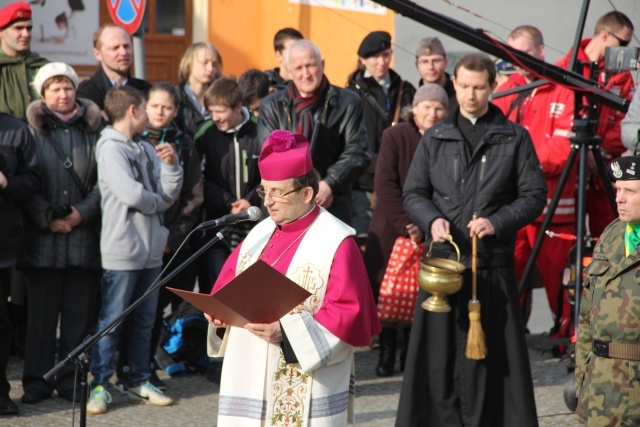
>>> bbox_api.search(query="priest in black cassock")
[396,53,545,427]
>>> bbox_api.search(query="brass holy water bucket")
[418,237,465,313]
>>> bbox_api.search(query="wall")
[208,0,394,86]
[392,0,640,85]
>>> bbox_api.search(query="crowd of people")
[0,0,639,425]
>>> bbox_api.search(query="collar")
[457,107,495,126]
[224,107,251,133]
[571,38,602,68]
[52,104,80,122]
[277,204,319,232]
[184,83,206,115]
[109,77,128,87]
[362,70,392,94]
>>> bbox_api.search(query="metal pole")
[569,0,591,72]
[132,27,146,80]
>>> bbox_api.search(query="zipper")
[242,149,248,184]
[233,134,241,200]
[471,154,487,220]
[453,154,460,183]
[283,100,292,130]
[310,96,331,155]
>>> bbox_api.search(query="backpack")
[155,301,209,376]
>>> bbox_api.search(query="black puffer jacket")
[176,84,210,138]
[0,114,41,263]
[21,99,103,269]
[347,68,415,192]
[195,112,262,220]
[258,82,371,224]
[403,104,547,267]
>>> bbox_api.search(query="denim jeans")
[90,268,161,388]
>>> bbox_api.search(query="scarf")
[0,50,49,120]
[625,222,640,257]
[288,74,330,139]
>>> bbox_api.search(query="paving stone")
[1,337,580,426]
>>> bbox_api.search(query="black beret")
[358,31,391,58]
[608,155,640,181]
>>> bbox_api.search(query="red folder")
[167,259,312,327]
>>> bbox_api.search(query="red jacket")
[493,74,576,224]
[556,38,635,159]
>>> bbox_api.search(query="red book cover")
[168,260,311,327]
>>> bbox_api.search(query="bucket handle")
[427,234,462,266]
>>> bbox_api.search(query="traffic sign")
[106,0,146,35]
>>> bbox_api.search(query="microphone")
[197,206,262,230]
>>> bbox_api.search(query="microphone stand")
[44,227,230,427]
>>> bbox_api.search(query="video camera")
[604,47,640,72]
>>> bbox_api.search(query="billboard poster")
[0,0,99,65]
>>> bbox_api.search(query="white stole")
[210,207,355,426]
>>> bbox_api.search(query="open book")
[168,259,312,327]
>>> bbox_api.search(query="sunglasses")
[608,31,630,47]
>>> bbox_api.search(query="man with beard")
[258,40,370,225]
[77,23,151,112]
[0,1,48,120]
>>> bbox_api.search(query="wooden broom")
[466,215,487,360]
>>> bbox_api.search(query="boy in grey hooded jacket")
[88,86,182,415]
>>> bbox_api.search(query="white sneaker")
[128,381,173,406]
[87,385,111,415]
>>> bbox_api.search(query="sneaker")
[87,386,111,415]
[128,381,173,406]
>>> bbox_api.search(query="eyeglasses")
[256,186,303,201]
[416,57,445,67]
[608,31,630,47]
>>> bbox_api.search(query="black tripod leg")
[517,146,579,296]
[573,142,589,332]
[78,353,89,427]
[591,148,618,215]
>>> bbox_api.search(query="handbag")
[377,236,425,323]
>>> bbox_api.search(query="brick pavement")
[1,339,580,427]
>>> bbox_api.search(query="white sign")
[0,0,99,65]
[289,0,386,15]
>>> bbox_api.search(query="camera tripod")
[515,72,618,410]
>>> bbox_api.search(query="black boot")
[376,327,397,377]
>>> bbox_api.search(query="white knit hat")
[33,62,79,96]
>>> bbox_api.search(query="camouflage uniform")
[576,218,640,426]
